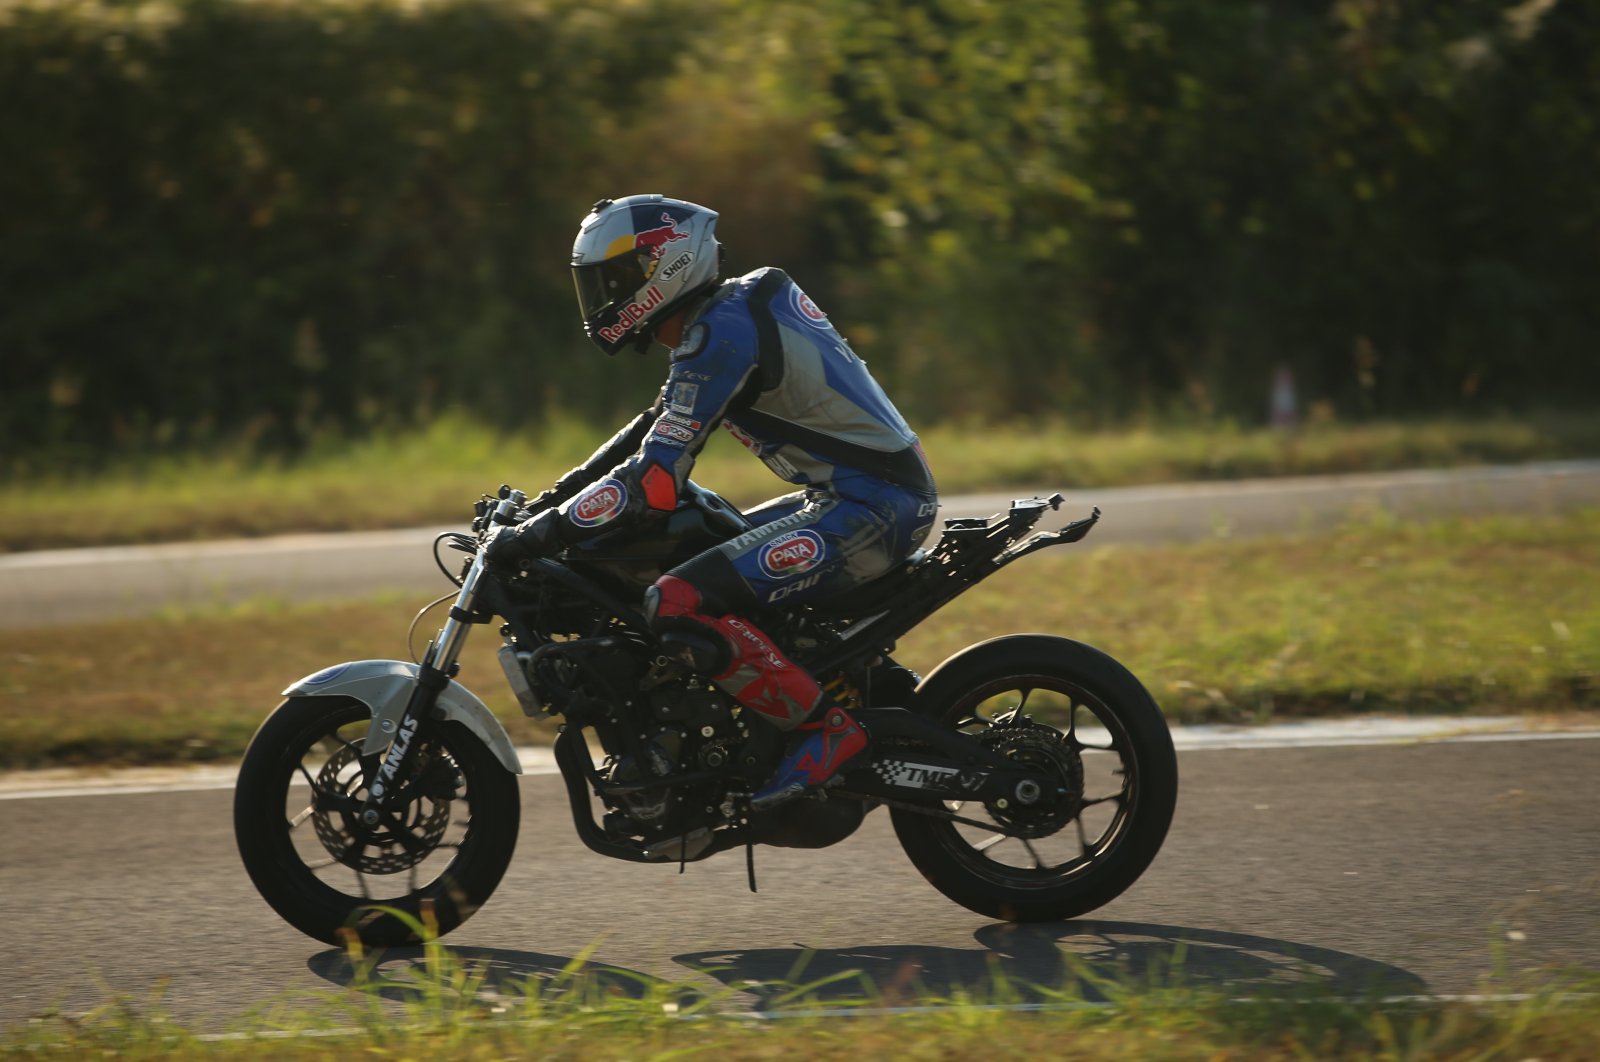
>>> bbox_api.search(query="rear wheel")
[234,696,520,946]
[891,635,1177,922]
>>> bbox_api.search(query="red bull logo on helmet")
[597,285,665,344]
[635,211,690,256]
[637,215,693,282]
[571,478,627,527]
[603,211,691,269]
[759,529,825,579]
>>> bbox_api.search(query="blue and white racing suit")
[537,268,937,730]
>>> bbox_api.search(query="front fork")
[357,493,520,826]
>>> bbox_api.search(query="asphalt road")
[3,733,1597,1026]
[3,460,1598,627]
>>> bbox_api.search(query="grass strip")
[4,918,1598,1060]
[4,411,1599,552]
[1,509,1595,770]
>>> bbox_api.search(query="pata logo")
[760,530,824,578]
[573,481,625,525]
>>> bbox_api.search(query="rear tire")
[235,696,520,946]
[891,635,1176,922]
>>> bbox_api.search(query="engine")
[498,552,869,855]
[514,635,765,843]
[602,681,748,833]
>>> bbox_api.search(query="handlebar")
[472,484,532,536]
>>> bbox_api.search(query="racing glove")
[484,508,565,569]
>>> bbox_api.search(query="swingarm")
[836,707,1064,808]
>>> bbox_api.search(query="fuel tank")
[568,481,752,591]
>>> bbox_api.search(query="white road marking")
[1165,714,1600,751]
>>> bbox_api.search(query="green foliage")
[2,0,1596,467]
[0,0,714,462]
[804,0,1098,419]
[4,941,1599,1059]
[809,0,1600,421]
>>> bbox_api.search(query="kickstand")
[745,840,758,893]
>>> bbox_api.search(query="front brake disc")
[313,743,452,874]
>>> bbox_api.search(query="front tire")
[891,635,1177,922]
[234,696,520,946]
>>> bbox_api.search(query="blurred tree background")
[2,0,1595,470]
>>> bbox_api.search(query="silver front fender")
[283,660,523,775]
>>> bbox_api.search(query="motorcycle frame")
[344,492,1100,829]
[808,497,1100,677]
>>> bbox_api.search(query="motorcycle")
[235,483,1178,946]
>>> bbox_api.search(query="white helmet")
[570,194,721,355]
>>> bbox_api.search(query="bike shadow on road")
[672,921,1428,1011]
[305,921,1426,1013]
[307,945,703,1009]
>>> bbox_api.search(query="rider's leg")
[647,574,867,808]
[649,573,837,730]
[644,487,932,807]
[641,495,872,805]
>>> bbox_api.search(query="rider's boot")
[749,702,868,811]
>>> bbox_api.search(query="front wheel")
[891,635,1177,922]
[234,696,520,946]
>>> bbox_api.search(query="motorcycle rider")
[492,194,938,809]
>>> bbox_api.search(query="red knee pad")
[649,574,704,620]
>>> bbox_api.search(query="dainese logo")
[759,529,825,578]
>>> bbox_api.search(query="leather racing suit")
[509,267,938,802]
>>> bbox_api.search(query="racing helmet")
[571,194,721,355]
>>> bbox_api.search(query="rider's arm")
[611,316,760,512]
[492,317,759,561]
[529,396,666,512]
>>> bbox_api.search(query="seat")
[798,549,928,619]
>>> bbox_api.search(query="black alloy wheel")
[235,697,520,946]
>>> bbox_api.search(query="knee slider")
[647,576,730,673]
[655,619,731,675]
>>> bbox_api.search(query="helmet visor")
[572,252,650,322]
